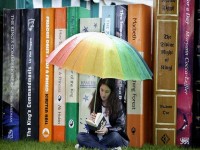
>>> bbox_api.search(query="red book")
[176,0,194,146]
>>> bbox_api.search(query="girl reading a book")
[76,78,129,149]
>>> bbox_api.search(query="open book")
[86,113,107,131]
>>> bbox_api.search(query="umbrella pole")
[93,89,97,113]
[93,77,100,113]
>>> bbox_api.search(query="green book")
[65,6,90,142]
[66,7,90,38]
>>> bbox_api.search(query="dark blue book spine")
[115,5,127,40]
[115,5,127,113]
[20,8,40,140]
[2,9,21,141]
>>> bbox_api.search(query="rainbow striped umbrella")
[46,32,152,80]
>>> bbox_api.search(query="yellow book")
[153,0,179,145]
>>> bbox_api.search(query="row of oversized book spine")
[0,4,154,148]
[2,0,200,148]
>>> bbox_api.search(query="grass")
[0,140,199,150]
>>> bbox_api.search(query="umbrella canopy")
[46,32,153,80]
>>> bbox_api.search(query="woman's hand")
[90,112,96,122]
[95,127,108,136]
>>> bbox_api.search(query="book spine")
[65,6,90,142]
[78,18,100,133]
[66,7,77,38]
[176,0,194,146]
[20,8,40,140]
[193,0,200,147]
[78,75,98,132]
[127,4,152,147]
[101,5,115,35]
[2,9,21,141]
[39,8,55,142]
[67,7,90,37]
[80,18,101,33]
[53,7,66,142]
[65,70,79,142]
[153,0,179,145]
[115,5,127,40]
[115,5,127,115]
[65,7,78,142]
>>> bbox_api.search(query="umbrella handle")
[93,78,100,113]
[93,90,97,113]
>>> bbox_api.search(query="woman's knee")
[77,132,86,143]
[109,132,121,139]
[109,132,128,146]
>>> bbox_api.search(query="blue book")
[101,5,115,35]
[115,5,128,114]
[115,5,127,40]
[2,9,21,141]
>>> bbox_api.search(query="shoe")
[111,146,122,150]
[75,144,80,149]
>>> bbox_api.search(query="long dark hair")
[89,78,119,116]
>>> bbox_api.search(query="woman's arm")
[107,103,126,132]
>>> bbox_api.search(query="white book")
[86,113,107,131]
[78,75,98,132]
[78,18,101,132]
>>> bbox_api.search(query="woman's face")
[100,84,111,102]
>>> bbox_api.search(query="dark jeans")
[77,132,129,150]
